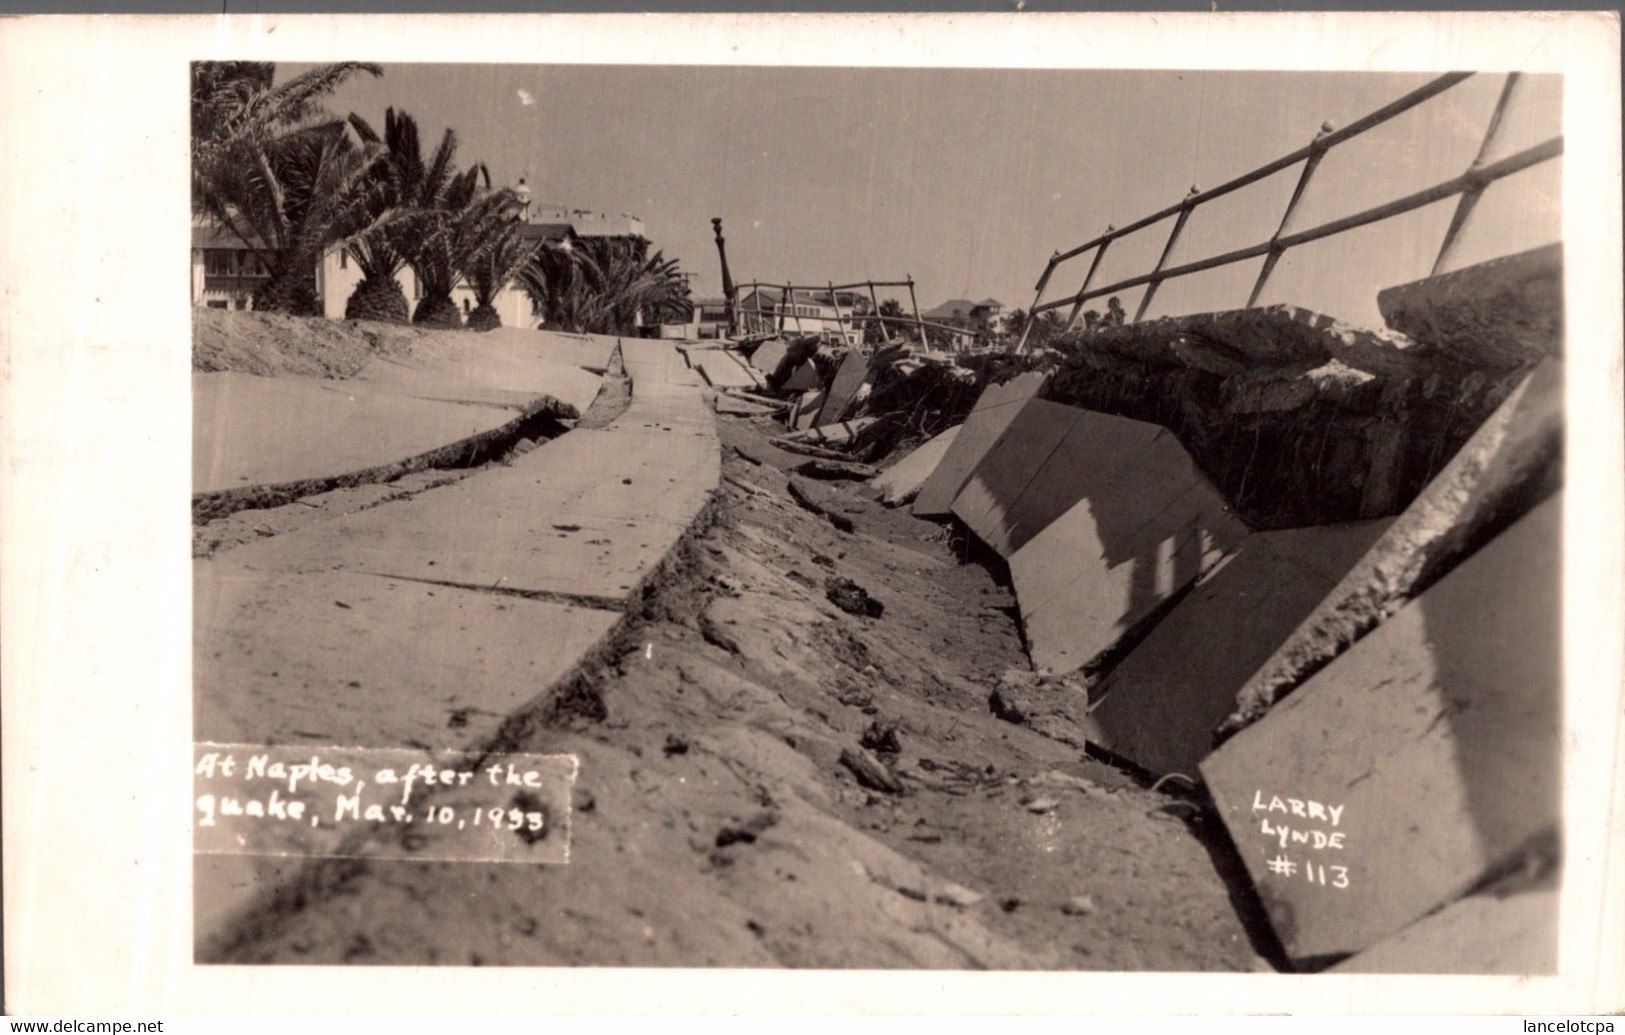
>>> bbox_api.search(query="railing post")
[1134,187,1201,323]
[1432,72,1523,276]
[828,281,849,346]
[1016,252,1059,354]
[1247,120,1335,308]
[907,277,925,350]
[1062,232,1114,332]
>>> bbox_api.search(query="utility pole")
[711,217,737,337]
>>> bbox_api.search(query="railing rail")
[1017,71,1561,352]
[733,276,972,345]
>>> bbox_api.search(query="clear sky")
[284,64,1561,330]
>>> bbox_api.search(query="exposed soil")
[193,308,437,378]
[204,409,1283,971]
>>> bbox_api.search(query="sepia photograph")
[189,57,1566,971]
[5,10,1623,1017]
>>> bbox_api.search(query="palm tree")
[191,61,381,215]
[200,119,391,316]
[514,236,584,332]
[192,61,388,316]
[341,108,460,323]
[404,158,488,328]
[574,239,692,335]
[457,189,539,331]
[516,232,692,336]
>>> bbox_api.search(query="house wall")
[191,247,263,310]
[450,281,534,329]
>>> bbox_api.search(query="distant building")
[192,179,655,331]
[922,296,1007,344]
[660,296,731,340]
[191,221,273,311]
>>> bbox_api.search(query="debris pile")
[690,244,1561,973]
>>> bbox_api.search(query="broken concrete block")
[1200,493,1561,962]
[1084,519,1391,777]
[913,371,1050,517]
[872,425,961,507]
[749,338,789,373]
[1007,429,1248,676]
[951,400,1086,557]
[695,352,760,390]
[1074,304,1429,380]
[1329,883,1557,975]
[791,389,826,431]
[1218,357,1561,739]
[782,361,822,393]
[817,348,871,426]
[1378,243,1563,368]
[956,404,1232,560]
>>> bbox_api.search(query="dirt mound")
[192,308,434,379]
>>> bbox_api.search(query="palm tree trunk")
[467,303,501,332]
[252,269,322,316]
[344,276,410,323]
[413,294,463,329]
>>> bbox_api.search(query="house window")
[204,250,234,276]
[339,251,348,269]
[206,300,228,309]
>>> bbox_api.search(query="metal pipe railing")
[733,277,971,345]
[1016,71,1561,352]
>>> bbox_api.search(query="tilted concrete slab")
[913,371,1050,517]
[213,427,718,600]
[1378,243,1563,369]
[695,352,761,390]
[782,361,821,393]
[1009,431,1248,675]
[817,349,870,426]
[954,404,1224,560]
[478,328,619,370]
[950,400,1083,557]
[792,390,827,431]
[1219,358,1562,739]
[193,372,518,494]
[1083,519,1391,777]
[1328,884,1557,974]
[355,344,604,416]
[749,339,789,372]
[1200,494,1561,962]
[872,425,961,507]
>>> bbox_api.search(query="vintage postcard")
[3,10,1621,1017]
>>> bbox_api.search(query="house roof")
[192,223,260,250]
[923,298,978,319]
[924,297,1005,320]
